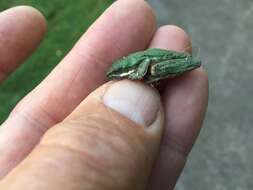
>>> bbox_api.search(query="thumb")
[0,80,164,190]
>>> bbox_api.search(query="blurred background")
[0,0,252,189]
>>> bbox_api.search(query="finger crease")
[13,109,47,135]
[38,142,114,182]
[74,43,108,73]
[38,103,63,126]
[161,135,192,159]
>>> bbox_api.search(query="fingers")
[148,25,209,190]
[0,81,164,190]
[0,6,47,82]
[0,0,156,179]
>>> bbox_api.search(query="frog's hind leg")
[129,59,150,80]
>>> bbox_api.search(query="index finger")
[0,0,156,179]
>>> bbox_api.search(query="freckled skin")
[106,48,201,84]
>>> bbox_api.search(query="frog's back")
[108,48,190,73]
[144,48,171,56]
[140,48,189,60]
[128,48,168,58]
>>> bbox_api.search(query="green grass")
[0,0,113,123]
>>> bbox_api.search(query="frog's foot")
[129,59,150,80]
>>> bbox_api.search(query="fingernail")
[103,80,161,126]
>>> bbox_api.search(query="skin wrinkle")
[55,119,132,161]
[38,99,63,126]
[26,146,113,190]
[72,44,109,86]
[38,111,151,188]
[160,130,192,158]
[64,114,146,161]
[37,143,112,179]
[36,77,84,126]
[63,65,85,103]
[9,94,59,133]
[8,106,47,135]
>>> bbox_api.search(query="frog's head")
[106,57,138,80]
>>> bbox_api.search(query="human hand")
[0,1,208,190]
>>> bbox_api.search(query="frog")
[106,48,201,84]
